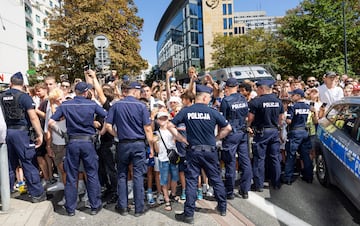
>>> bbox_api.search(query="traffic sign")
[93,34,109,49]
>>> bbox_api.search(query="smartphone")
[83,65,90,71]
[321,102,327,108]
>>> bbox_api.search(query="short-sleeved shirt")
[171,103,228,146]
[248,93,284,129]
[51,96,107,136]
[106,96,151,140]
[2,89,35,127]
[220,93,248,131]
[287,102,310,129]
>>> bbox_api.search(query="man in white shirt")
[317,71,344,108]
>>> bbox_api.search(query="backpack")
[0,91,25,123]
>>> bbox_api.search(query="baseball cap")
[75,82,93,93]
[196,84,213,94]
[157,100,166,107]
[128,81,141,89]
[122,75,130,81]
[256,79,275,87]
[225,78,239,87]
[288,88,305,97]
[157,111,169,119]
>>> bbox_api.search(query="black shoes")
[301,177,313,184]
[90,205,102,215]
[239,190,249,199]
[175,213,194,224]
[67,211,75,216]
[115,205,130,216]
[107,194,118,204]
[134,206,149,217]
[215,205,226,216]
[226,194,235,200]
[31,192,47,203]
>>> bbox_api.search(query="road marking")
[247,192,311,226]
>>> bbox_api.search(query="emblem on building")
[206,0,219,9]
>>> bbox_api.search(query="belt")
[289,127,306,131]
[69,135,95,142]
[7,125,28,131]
[263,127,278,131]
[189,145,215,152]
[118,139,145,144]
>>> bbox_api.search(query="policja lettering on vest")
[167,84,232,224]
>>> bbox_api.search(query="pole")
[342,0,348,74]
[0,143,10,212]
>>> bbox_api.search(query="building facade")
[154,0,281,79]
[233,11,281,35]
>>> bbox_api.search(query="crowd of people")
[0,67,359,223]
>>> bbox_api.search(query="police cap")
[256,79,275,87]
[225,78,239,87]
[128,81,142,89]
[75,82,93,93]
[288,88,305,97]
[122,75,130,81]
[196,84,213,94]
[11,72,24,80]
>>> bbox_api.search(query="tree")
[210,29,281,71]
[278,0,360,78]
[38,0,147,82]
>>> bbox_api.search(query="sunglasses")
[61,85,70,88]
[307,80,316,82]
[170,89,177,93]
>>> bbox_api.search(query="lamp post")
[342,0,348,74]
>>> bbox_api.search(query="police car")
[316,96,360,210]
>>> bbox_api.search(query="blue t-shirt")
[248,93,284,129]
[287,102,310,129]
[2,89,34,127]
[106,96,151,140]
[51,96,107,136]
[171,103,228,146]
[220,93,248,132]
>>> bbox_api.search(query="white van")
[208,65,275,83]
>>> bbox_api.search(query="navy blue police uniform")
[50,82,107,215]
[105,82,151,215]
[284,89,313,184]
[1,73,45,199]
[220,78,252,198]
[171,85,229,219]
[248,80,284,190]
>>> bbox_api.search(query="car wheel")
[316,150,330,187]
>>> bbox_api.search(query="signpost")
[93,34,111,74]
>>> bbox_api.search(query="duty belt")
[289,127,306,131]
[69,135,95,142]
[7,125,28,131]
[118,139,145,144]
[189,145,216,152]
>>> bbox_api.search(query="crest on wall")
[206,0,219,9]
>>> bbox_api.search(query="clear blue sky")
[133,0,301,67]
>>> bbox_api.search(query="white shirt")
[317,84,344,108]
[156,128,176,162]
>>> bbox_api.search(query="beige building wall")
[202,0,234,69]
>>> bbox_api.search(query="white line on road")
[247,191,312,226]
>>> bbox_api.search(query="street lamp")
[342,0,348,74]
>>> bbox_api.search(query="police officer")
[248,80,284,191]
[220,78,252,199]
[105,81,154,217]
[0,72,46,202]
[283,89,313,184]
[168,85,232,224]
[48,82,107,216]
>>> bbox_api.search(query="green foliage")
[38,0,147,82]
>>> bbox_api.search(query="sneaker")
[128,190,134,199]
[197,188,203,200]
[57,196,66,206]
[47,182,64,192]
[78,180,86,195]
[31,192,47,203]
[206,186,214,197]
[147,190,155,205]
[156,193,164,204]
[202,183,209,194]
[180,189,186,200]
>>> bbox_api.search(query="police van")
[205,65,275,83]
[316,96,360,210]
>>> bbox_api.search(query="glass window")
[45,44,49,50]
[189,3,198,16]
[223,18,227,30]
[37,28,41,36]
[36,15,40,23]
[44,31,48,37]
[229,18,233,29]
[37,41,42,48]
[191,46,199,58]
[39,53,43,61]
[49,0,53,7]
[228,4,232,15]
[190,18,198,30]
[222,4,227,15]
[190,32,198,44]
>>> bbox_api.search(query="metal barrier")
[0,143,10,212]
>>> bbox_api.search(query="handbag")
[158,130,180,164]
